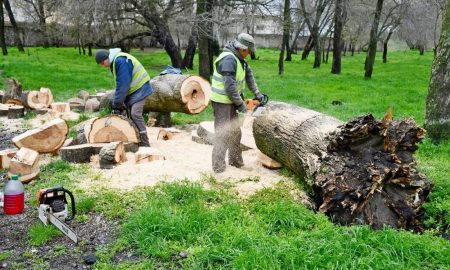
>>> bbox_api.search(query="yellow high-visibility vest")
[112,52,150,95]
[211,52,245,104]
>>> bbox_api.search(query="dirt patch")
[0,119,26,151]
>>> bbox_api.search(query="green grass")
[28,223,61,246]
[113,182,450,269]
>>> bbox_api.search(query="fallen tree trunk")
[8,147,40,183]
[99,141,127,169]
[88,115,140,144]
[253,102,432,230]
[100,74,211,114]
[12,118,68,153]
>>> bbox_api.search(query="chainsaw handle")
[64,189,76,221]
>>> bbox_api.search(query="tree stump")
[8,147,40,184]
[8,105,25,119]
[12,118,68,153]
[99,142,127,169]
[88,115,140,144]
[100,75,211,114]
[253,102,432,230]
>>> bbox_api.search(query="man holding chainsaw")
[95,48,152,147]
[210,33,268,173]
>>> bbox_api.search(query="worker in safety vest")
[95,48,152,147]
[210,33,267,173]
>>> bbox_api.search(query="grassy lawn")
[1,47,449,269]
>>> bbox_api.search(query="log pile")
[253,102,432,230]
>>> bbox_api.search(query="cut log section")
[68,98,85,112]
[134,147,165,164]
[99,142,127,169]
[59,142,138,163]
[21,87,53,109]
[8,105,25,119]
[8,147,40,184]
[12,118,68,153]
[85,98,100,113]
[101,75,211,114]
[157,128,182,140]
[74,118,95,145]
[253,102,432,230]
[0,149,18,169]
[78,90,90,101]
[50,102,70,113]
[88,115,140,144]
[4,98,22,106]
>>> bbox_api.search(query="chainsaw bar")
[47,211,78,243]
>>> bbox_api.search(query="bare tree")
[425,1,450,142]
[0,0,7,55]
[364,0,383,78]
[198,0,214,80]
[3,0,24,52]
[331,0,346,74]
[279,0,291,75]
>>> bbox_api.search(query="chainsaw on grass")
[245,94,269,117]
[37,187,78,243]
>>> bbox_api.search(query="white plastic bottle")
[4,174,25,215]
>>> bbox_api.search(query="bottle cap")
[11,175,19,181]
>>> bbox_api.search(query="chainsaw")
[37,187,78,243]
[245,94,269,117]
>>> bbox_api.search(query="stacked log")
[253,102,432,230]
[8,147,40,183]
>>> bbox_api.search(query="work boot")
[139,132,150,147]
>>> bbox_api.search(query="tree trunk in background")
[364,0,384,78]
[331,0,345,74]
[197,0,213,80]
[181,27,197,70]
[0,0,7,55]
[382,31,393,63]
[279,0,291,74]
[425,1,450,142]
[301,36,313,60]
[3,0,24,52]
[37,0,49,48]
[253,102,432,230]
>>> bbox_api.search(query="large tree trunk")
[364,0,384,78]
[331,0,346,74]
[3,0,24,52]
[0,1,7,56]
[301,36,314,60]
[100,75,211,114]
[12,118,68,153]
[279,0,291,75]
[253,102,432,230]
[425,1,450,142]
[197,0,214,80]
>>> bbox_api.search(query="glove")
[255,92,264,102]
[111,108,122,115]
[236,103,247,114]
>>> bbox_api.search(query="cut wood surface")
[85,98,100,113]
[12,118,68,153]
[8,105,24,119]
[99,142,127,169]
[88,115,140,143]
[253,102,432,230]
[50,102,70,113]
[100,75,211,114]
[4,98,22,106]
[60,142,139,163]
[134,147,165,164]
[8,147,40,183]
[157,128,182,140]
[0,149,18,169]
[257,151,282,170]
[21,87,53,109]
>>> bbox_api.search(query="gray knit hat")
[95,50,109,64]
[234,33,256,53]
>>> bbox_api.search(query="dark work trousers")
[212,101,243,172]
[129,98,150,147]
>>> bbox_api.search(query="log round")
[88,115,140,143]
[85,98,100,113]
[100,75,211,114]
[99,142,127,169]
[8,105,25,119]
[12,118,68,153]
[253,102,432,230]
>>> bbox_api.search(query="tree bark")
[37,0,49,48]
[3,0,24,52]
[331,0,345,74]
[12,118,68,153]
[253,102,432,230]
[181,27,197,70]
[364,0,384,78]
[197,0,214,80]
[7,105,24,119]
[382,31,393,63]
[301,36,314,60]
[279,0,291,74]
[99,141,127,169]
[0,1,7,56]
[425,1,450,142]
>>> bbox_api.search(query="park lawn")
[1,47,449,269]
